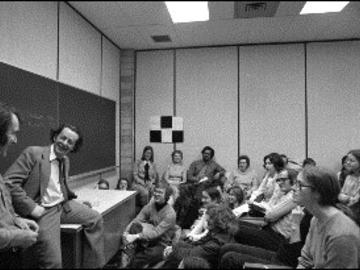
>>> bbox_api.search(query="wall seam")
[304,43,308,158]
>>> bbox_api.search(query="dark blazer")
[4,146,76,217]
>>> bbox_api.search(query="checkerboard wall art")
[150,116,184,143]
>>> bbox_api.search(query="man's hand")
[30,205,45,219]
[124,233,139,244]
[12,230,38,249]
[15,217,39,233]
[163,246,173,259]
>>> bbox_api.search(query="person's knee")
[219,251,244,270]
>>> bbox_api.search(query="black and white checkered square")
[150,116,184,143]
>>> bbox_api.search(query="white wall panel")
[239,44,305,178]
[0,1,57,79]
[135,50,174,176]
[176,47,238,172]
[59,2,101,94]
[307,41,360,171]
[102,37,120,101]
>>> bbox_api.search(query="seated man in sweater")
[122,180,177,268]
[187,146,226,199]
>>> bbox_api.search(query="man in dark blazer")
[4,124,105,268]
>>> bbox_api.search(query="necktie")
[144,163,150,181]
[57,158,68,201]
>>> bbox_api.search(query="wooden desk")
[61,189,137,268]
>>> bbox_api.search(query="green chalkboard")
[0,62,116,176]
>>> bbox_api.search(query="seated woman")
[183,186,222,241]
[96,178,110,190]
[116,177,130,191]
[225,155,260,199]
[338,149,360,207]
[337,154,351,188]
[225,186,248,218]
[296,166,360,268]
[234,168,298,252]
[163,150,187,206]
[162,204,238,269]
[248,152,284,204]
[302,157,316,169]
[132,145,159,209]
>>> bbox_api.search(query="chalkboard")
[0,62,58,174]
[59,82,116,175]
[0,62,116,176]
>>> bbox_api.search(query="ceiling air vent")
[234,1,280,19]
[151,35,172,43]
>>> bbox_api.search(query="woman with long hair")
[162,203,238,268]
[338,149,360,207]
[132,146,159,210]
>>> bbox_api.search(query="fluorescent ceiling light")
[300,1,349,14]
[165,1,209,23]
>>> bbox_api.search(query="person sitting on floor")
[162,203,238,269]
[225,186,248,218]
[183,186,222,242]
[121,180,176,269]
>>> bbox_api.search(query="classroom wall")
[135,40,360,179]
[0,2,121,189]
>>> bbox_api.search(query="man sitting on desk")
[0,103,39,269]
[187,146,226,192]
[122,180,176,268]
[4,124,105,268]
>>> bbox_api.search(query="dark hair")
[302,157,316,167]
[141,145,154,162]
[171,150,183,160]
[50,124,83,153]
[347,149,360,174]
[97,178,109,189]
[339,155,350,187]
[0,103,19,147]
[263,152,284,172]
[116,178,130,190]
[203,186,222,204]
[154,180,173,202]
[302,166,340,206]
[201,146,215,159]
[285,168,299,185]
[228,186,245,205]
[238,155,250,169]
[182,256,210,269]
[280,154,288,164]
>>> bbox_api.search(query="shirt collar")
[49,144,57,162]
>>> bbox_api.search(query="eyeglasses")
[276,177,289,183]
[295,182,313,190]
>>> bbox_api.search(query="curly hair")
[206,204,237,234]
